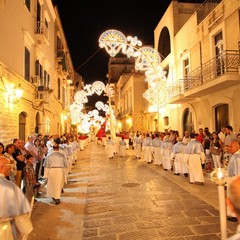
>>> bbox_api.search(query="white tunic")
[184,139,205,183]
[0,174,32,240]
[44,151,68,199]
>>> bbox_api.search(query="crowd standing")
[1,125,240,239]
[0,132,83,239]
[99,126,240,237]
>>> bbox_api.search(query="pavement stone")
[28,142,238,240]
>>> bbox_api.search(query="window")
[58,78,60,100]
[183,58,190,90]
[183,58,190,77]
[25,0,30,12]
[24,47,30,81]
[62,87,66,108]
[214,31,224,75]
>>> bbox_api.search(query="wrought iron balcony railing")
[168,50,240,99]
[35,21,49,44]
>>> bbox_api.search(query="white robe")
[152,138,162,165]
[0,175,33,240]
[161,140,173,170]
[142,137,153,163]
[44,151,68,199]
[106,139,115,158]
[119,140,126,157]
[184,139,205,183]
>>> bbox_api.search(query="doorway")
[215,104,228,132]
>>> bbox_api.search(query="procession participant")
[142,133,153,163]
[0,157,33,240]
[106,136,115,159]
[184,133,206,184]
[152,133,162,166]
[226,139,240,222]
[133,133,142,159]
[43,137,68,205]
[171,137,186,175]
[119,137,127,157]
[161,134,173,171]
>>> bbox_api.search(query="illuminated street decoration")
[91,81,105,95]
[99,29,167,109]
[69,81,116,134]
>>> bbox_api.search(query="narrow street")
[29,142,237,240]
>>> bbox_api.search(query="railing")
[35,21,49,41]
[168,50,240,98]
[197,0,222,25]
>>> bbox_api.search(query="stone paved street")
[28,142,238,240]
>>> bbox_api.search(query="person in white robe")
[0,157,33,240]
[152,133,162,165]
[133,134,142,159]
[119,137,127,157]
[161,135,173,171]
[106,137,115,159]
[184,133,205,184]
[171,137,187,175]
[43,138,68,205]
[226,140,240,222]
[142,133,153,163]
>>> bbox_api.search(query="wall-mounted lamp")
[6,83,23,104]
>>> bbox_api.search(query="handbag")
[209,145,221,155]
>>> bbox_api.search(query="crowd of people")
[0,133,82,239]
[1,125,240,239]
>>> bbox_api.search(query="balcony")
[35,21,49,45]
[35,86,53,107]
[168,50,240,104]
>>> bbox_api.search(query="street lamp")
[99,29,167,132]
[210,168,228,240]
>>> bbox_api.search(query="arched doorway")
[183,108,194,135]
[19,112,27,141]
[35,112,41,134]
[215,104,228,132]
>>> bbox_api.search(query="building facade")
[154,0,240,136]
[115,73,148,133]
[0,0,76,145]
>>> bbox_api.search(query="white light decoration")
[69,80,116,135]
[74,90,88,104]
[99,29,167,113]
[95,101,104,110]
[92,81,106,95]
[104,84,115,98]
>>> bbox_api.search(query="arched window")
[19,112,27,141]
[183,108,194,135]
[158,27,171,59]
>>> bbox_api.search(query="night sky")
[52,0,175,82]
[52,0,204,107]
